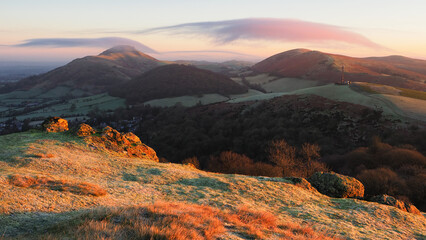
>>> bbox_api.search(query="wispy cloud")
[140,18,382,48]
[13,37,157,53]
[161,50,256,57]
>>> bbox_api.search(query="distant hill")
[252,49,426,91]
[173,60,253,76]
[109,64,248,104]
[0,45,163,94]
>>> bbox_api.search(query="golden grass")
[397,87,426,100]
[356,83,380,94]
[1,131,425,239]
[41,202,339,240]
[8,174,107,197]
[32,153,55,158]
[356,82,426,100]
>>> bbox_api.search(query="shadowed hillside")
[0,45,163,94]
[109,64,248,104]
[252,49,426,91]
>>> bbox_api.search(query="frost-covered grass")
[0,131,425,239]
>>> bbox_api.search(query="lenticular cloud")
[141,18,381,48]
[15,37,158,53]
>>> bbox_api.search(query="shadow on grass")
[176,177,230,191]
[0,130,84,167]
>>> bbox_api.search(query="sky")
[1,0,426,63]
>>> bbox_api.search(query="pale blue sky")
[1,0,426,61]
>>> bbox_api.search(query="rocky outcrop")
[308,172,364,198]
[370,195,421,215]
[284,177,318,193]
[84,125,158,162]
[75,123,95,137]
[42,117,69,132]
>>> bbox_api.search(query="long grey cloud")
[140,18,382,48]
[14,37,157,53]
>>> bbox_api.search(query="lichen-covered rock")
[83,126,159,162]
[125,143,159,161]
[370,195,421,215]
[101,126,128,146]
[75,123,96,137]
[42,117,69,132]
[308,172,364,198]
[284,177,318,193]
[123,132,141,144]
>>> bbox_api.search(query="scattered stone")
[370,195,421,215]
[75,123,96,137]
[42,117,69,132]
[284,177,318,193]
[308,172,364,198]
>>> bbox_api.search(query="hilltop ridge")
[0,45,163,94]
[253,49,426,91]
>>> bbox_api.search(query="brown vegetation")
[8,175,107,197]
[182,156,200,169]
[269,140,329,178]
[207,151,283,177]
[324,137,426,211]
[33,153,55,158]
[42,202,339,240]
[206,140,328,178]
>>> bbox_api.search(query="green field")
[228,83,426,122]
[144,94,228,107]
[0,87,125,122]
[262,77,320,93]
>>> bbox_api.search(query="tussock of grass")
[9,175,107,197]
[42,202,339,240]
[32,153,55,158]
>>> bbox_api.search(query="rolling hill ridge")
[109,64,248,104]
[252,49,426,91]
[0,45,163,94]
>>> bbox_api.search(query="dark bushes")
[324,137,426,211]
[207,151,282,177]
[206,140,329,178]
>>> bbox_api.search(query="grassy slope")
[228,81,426,122]
[0,131,425,239]
[144,94,228,107]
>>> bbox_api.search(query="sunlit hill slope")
[0,123,425,239]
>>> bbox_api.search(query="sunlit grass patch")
[41,202,339,240]
[397,87,426,100]
[8,174,107,197]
